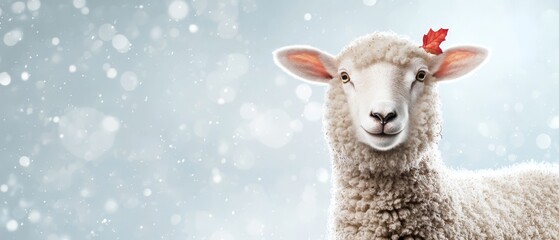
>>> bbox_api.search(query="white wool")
[337,31,433,69]
[319,32,559,239]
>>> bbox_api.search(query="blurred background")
[1,0,559,239]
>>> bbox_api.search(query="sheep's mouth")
[359,126,406,151]
[370,132,397,138]
[360,127,403,138]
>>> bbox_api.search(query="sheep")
[272,31,559,239]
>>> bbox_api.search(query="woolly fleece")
[323,32,559,239]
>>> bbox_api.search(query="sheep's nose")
[370,111,397,125]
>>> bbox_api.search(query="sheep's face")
[337,58,428,150]
[273,34,488,152]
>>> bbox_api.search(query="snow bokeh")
[3,29,23,47]
[58,107,116,161]
[1,0,559,239]
[168,0,189,21]
[0,72,11,86]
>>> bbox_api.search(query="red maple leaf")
[422,28,448,55]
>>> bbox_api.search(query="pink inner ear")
[434,50,475,78]
[287,52,332,79]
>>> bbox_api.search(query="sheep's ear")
[431,46,488,81]
[273,46,337,84]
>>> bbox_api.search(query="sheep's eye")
[340,72,350,83]
[415,70,426,82]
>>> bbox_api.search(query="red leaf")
[422,28,448,55]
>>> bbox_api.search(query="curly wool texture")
[323,33,559,239]
[338,32,433,69]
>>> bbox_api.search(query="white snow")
[27,0,41,11]
[289,119,303,132]
[217,20,238,39]
[150,27,163,40]
[363,0,377,6]
[226,53,249,77]
[58,107,116,160]
[98,24,117,41]
[295,84,312,101]
[549,115,559,129]
[3,29,23,47]
[240,102,258,120]
[51,37,60,46]
[536,134,551,149]
[120,71,138,91]
[0,72,11,86]
[28,210,42,223]
[21,71,30,81]
[106,68,118,79]
[105,198,119,213]
[316,168,329,183]
[105,199,119,213]
[143,188,152,197]
[218,87,237,104]
[68,65,77,73]
[304,13,312,21]
[0,184,7,192]
[189,24,199,33]
[19,156,31,167]
[5,219,18,232]
[91,40,103,52]
[168,0,189,21]
[102,116,120,132]
[11,1,26,14]
[80,6,89,15]
[73,190,91,203]
[303,102,323,121]
[232,148,255,170]
[112,34,131,53]
[73,0,86,9]
[212,168,222,183]
[249,109,293,148]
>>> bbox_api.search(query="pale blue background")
[1,0,559,239]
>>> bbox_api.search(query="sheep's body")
[273,31,559,239]
[448,164,559,238]
[322,33,559,239]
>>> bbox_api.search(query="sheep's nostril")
[371,112,383,123]
[384,112,397,124]
[370,111,397,125]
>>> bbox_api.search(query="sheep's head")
[273,32,488,151]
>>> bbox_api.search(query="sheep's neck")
[330,156,453,238]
